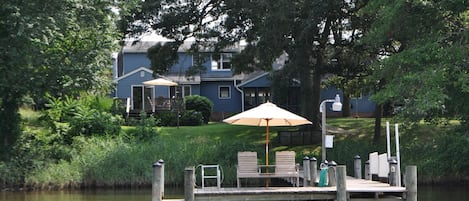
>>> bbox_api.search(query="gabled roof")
[113,67,153,82]
[165,74,201,84]
[238,71,269,88]
[121,40,243,53]
[113,67,201,85]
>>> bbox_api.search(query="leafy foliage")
[185,95,213,124]
[0,0,119,158]
[180,110,204,126]
[43,95,123,144]
[118,0,365,129]
[363,0,469,124]
[155,111,178,127]
[126,112,159,141]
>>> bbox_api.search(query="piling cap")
[328,161,337,167]
[354,155,361,159]
[303,156,309,160]
[153,162,162,167]
[310,157,317,161]
[158,159,164,164]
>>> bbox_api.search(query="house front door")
[132,86,153,113]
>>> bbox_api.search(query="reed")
[24,123,265,188]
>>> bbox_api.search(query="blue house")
[112,40,376,120]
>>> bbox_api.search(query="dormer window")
[211,53,232,71]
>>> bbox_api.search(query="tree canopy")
[361,0,469,125]
[0,0,119,158]
[119,0,469,134]
[120,0,365,129]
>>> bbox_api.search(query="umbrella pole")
[266,120,269,188]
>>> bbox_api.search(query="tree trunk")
[0,96,21,159]
[299,67,314,122]
[342,93,351,117]
[311,69,321,131]
[373,104,383,143]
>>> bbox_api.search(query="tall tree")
[0,0,118,159]
[361,0,468,136]
[119,0,364,130]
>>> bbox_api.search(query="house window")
[219,86,231,99]
[243,87,271,110]
[170,85,192,99]
[211,53,232,71]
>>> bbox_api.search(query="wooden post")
[152,161,163,201]
[310,157,317,186]
[158,159,165,197]
[364,160,370,180]
[354,155,362,179]
[405,166,417,201]
[336,165,347,201]
[328,161,337,186]
[184,166,195,201]
[303,156,310,187]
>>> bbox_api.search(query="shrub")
[185,95,213,124]
[68,107,122,138]
[127,112,158,140]
[156,111,178,126]
[180,110,204,126]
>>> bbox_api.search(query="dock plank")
[193,177,406,201]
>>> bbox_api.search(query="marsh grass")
[25,123,277,188]
[12,110,467,188]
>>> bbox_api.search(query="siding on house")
[113,40,376,118]
[200,81,242,113]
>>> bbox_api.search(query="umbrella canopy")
[223,102,312,166]
[143,78,178,113]
[143,78,178,86]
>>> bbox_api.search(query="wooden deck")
[192,177,406,201]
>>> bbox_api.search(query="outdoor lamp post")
[320,94,342,162]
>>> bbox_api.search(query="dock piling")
[309,157,317,186]
[152,161,163,201]
[405,166,417,201]
[354,155,362,179]
[328,161,337,186]
[364,160,370,180]
[184,166,195,201]
[336,165,347,201]
[303,156,310,187]
[158,159,165,197]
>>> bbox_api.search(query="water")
[1,185,468,201]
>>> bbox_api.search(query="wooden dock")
[153,162,417,201]
[192,177,406,201]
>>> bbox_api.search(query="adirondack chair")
[236,151,300,187]
[237,151,260,187]
[274,151,300,187]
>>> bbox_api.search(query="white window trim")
[211,53,232,71]
[218,85,231,99]
[130,85,154,110]
[171,85,192,98]
[183,85,192,97]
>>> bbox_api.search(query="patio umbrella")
[143,78,178,86]
[143,78,178,113]
[223,102,312,166]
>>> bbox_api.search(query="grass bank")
[2,110,468,189]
